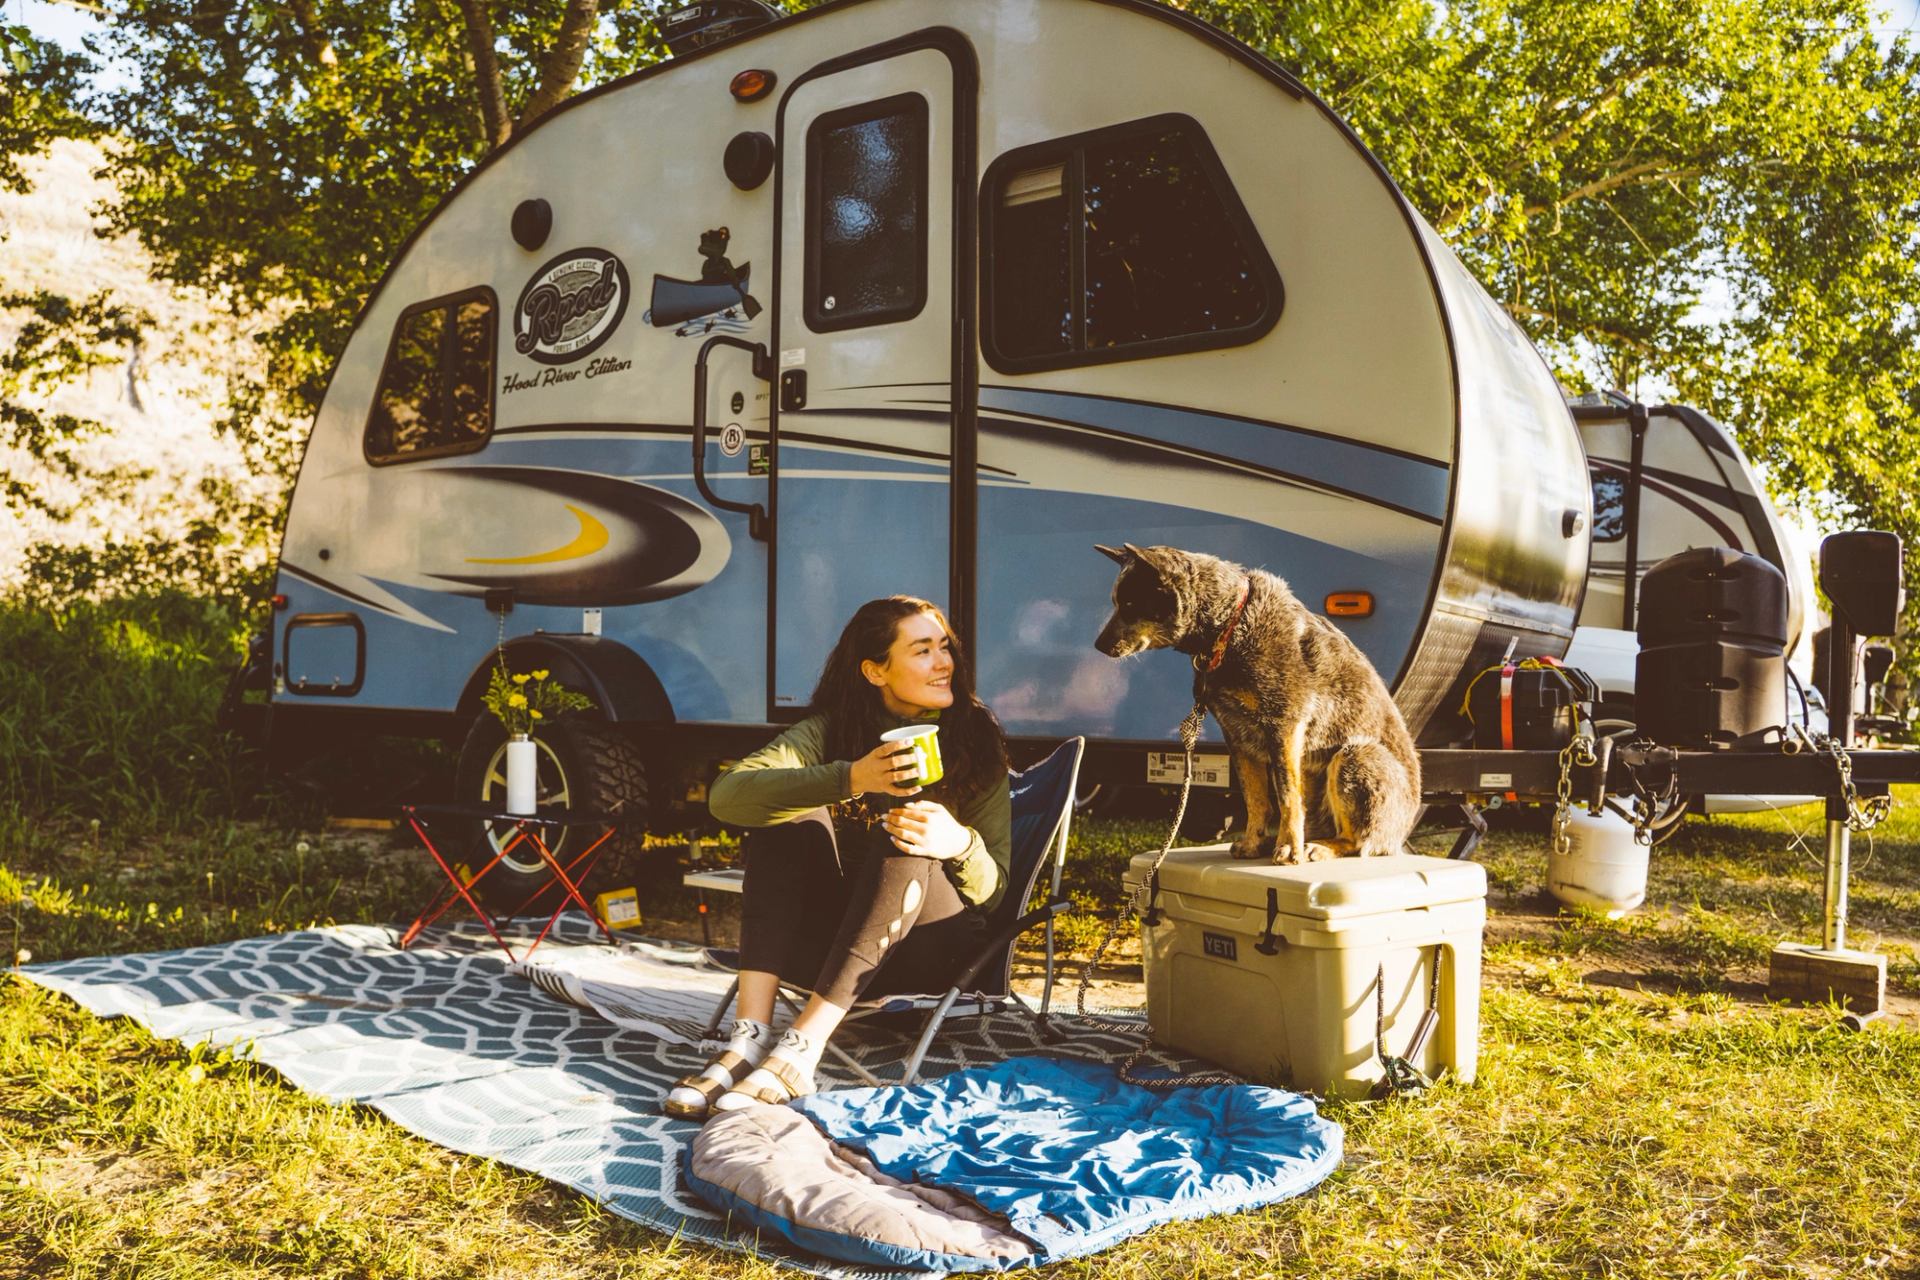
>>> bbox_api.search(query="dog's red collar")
[1201,578,1252,673]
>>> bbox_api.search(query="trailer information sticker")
[1146,752,1231,787]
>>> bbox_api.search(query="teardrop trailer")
[227,0,1920,1011]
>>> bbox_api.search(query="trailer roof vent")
[660,0,779,58]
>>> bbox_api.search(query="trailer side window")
[984,116,1281,371]
[805,94,928,332]
[364,289,497,464]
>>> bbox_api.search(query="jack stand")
[1769,588,1888,1017]
[1769,820,1887,1015]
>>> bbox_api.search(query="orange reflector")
[1325,591,1374,618]
[730,68,776,101]
[271,593,288,610]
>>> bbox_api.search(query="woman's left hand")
[882,801,973,860]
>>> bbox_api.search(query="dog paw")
[1302,842,1341,862]
[1229,836,1269,861]
[1269,844,1305,866]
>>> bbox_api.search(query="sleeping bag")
[685,1055,1342,1272]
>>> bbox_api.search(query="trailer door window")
[805,94,929,332]
[984,115,1280,371]
[364,289,497,464]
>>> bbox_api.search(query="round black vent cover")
[724,131,775,191]
[511,198,553,251]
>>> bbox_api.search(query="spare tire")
[451,715,650,915]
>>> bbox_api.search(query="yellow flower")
[530,709,543,719]
[512,673,530,685]
[532,668,551,680]
[508,693,528,708]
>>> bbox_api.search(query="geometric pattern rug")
[20,913,1167,1278]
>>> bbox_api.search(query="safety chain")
[1826,735,1893,832]
[1073,699,1241,1090]
[1549,732,1599,857]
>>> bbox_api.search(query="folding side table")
[398,802,631,962]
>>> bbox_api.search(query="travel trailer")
[1561,397,1822,818]
[1565,398,1815,705]
[240,0,1599,893]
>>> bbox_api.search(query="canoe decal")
[646,226,761,335]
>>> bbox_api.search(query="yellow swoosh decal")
[465,504,610,565]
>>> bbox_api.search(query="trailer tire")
[452,716,651,915]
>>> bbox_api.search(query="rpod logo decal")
[513,248,631,365]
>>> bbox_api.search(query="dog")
[1093,543,1421,863]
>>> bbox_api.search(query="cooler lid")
[1125,846,1487,920]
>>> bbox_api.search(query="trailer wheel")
[452,717,650,914]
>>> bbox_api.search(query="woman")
[664,596,1011,1118]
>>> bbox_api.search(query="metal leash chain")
[1373,949,1443,1098]
[1549,732,1598,857]
[1073,698,1241,1089]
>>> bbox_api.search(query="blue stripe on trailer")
[978,385,1451,523]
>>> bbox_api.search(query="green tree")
[0,22,94,193]
[1194,0,1920,627]
[77,0,671,473]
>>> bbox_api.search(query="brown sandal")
[662,1049,759,1120]
[715,1054,815,1109]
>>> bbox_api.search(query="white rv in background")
[1562,397,1823,814]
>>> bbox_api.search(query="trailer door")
[770,44,968,710]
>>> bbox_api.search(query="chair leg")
[703,977,739,1039]
[819,1029,885,1088]
[902,988,965,1086]
[1040,915,1058,1018]
[1004,988,1064,1043]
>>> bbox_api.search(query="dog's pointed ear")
[1095,544,1130,566]
[1122,543,1170,579]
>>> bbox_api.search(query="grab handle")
[692,336,771,541]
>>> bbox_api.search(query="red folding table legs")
[398,802,628,962]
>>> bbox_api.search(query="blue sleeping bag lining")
[685,1055,1342,1272]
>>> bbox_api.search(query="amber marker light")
[1325,591,1374,618]
[730,68,776,101]
[271,593,288,610]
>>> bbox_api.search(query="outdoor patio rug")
[20,915,1168,1278]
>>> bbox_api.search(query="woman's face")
[865,610,956,717]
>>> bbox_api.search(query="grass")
[5,802,1919,1278]
[3,594,1918,1276]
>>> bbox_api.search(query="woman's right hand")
[849,742,923,798]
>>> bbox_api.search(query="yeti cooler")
[1124,848,1486,1098]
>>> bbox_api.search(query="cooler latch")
[1140,870,1164,927]
[1255,888,1283,955]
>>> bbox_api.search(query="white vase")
[505,733,539,815]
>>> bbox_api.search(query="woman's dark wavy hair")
[810,596,1008,804]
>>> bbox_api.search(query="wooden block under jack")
[1769,942,1886,1014]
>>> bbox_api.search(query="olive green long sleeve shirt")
[707,714,1013,913]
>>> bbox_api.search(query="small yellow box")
[594,886,643,930]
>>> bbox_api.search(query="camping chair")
[701,736,1086,1086]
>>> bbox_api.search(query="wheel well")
[455,635,674,724]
